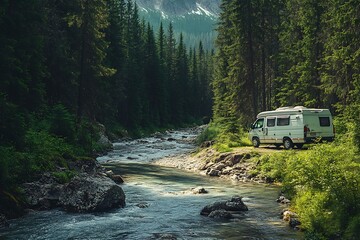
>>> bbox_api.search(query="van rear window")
[277,116,290,126]
[319,117,330,126]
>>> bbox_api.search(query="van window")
[254,118,264,128]
[277,116,290,126]
[319,117,330,126]
[267,118,275,127]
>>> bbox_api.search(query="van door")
[264,117,276,143]
[251,118,265,142]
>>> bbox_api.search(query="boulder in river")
[191,187,208,194]
[60,175,126,212]
[152,233,177,239]
[201,196,248,218]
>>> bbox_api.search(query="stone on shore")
[22,158,126,213]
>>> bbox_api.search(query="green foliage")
[196,123,220,144]
[197,121,252,151]
[0,147,17,189]
[256,140,360,238]
[0,94,26,148]
[255,152,290,182]
[24,130,74,174]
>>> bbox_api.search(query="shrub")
[24,130,74,174]
[255,141,360,238]
[196,121,252,150]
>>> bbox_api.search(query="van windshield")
[253,118,264,128]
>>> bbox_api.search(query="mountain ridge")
[136,0,220,18]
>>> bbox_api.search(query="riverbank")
[152,146,282,184]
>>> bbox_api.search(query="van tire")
[283,138,293,150]
[252,137,260,148]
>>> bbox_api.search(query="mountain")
[135,0,221,50]
[136,0,220,18]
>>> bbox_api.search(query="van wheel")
[252,137,260,148]
[283,138,293,150]
[296,143,304,149]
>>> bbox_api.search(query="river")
[0,128,302,239]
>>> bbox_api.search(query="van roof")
[257,106,331,118]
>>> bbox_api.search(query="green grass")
[196,122,252,152]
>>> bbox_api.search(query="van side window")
[319,117,330,126]
[267,118,275,127]
[254,118,264,128]
[277,116,290,126]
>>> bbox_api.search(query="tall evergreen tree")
[276,0,324,107]
[68,0,113,120]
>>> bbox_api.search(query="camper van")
[249,106,335,149]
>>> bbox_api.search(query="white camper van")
[249,106,335,149]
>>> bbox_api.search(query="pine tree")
[102,0,127,124]
[276,0,324,107]
[157,22,169,124]
[68,0,113,120]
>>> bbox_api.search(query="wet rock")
[60,175,126,212]
[152,233,177,240]
[167,137,176,141]
[127,156,138,160]
[206,168,220,177]
[136,202,149,208]
[111,174,124,184]
[0,214,9,228]
[191,187,208,194]
[213,163,227,171]
[198,161,214,171]
[208,209,233,219]
[289,218,301,229]
[201,196,248,217]
[277,195,291,204]
[282,210,298,221]
[282,209,301,229]
[105,170,114,177]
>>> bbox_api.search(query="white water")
[0,128,302,239]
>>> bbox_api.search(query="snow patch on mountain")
[193,2,216,18]
[136,0,220,19]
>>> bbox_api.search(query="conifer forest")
[0,0,359,239]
